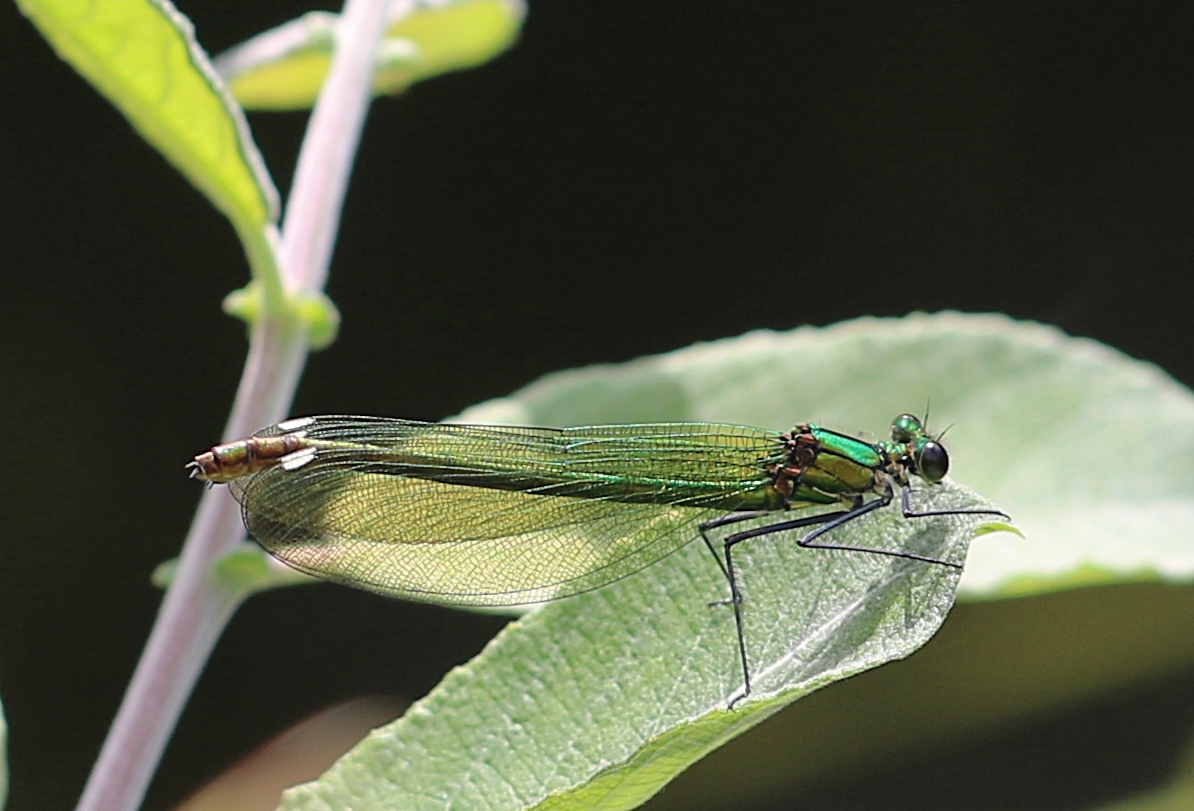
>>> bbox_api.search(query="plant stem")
[74,2,393,810]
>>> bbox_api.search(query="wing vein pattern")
[232,417,783,605]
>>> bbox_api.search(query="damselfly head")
[913,440,949,483]
[889,413,949,482]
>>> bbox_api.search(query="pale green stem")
[73,2,393,811]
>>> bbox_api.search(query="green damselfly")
[190,413,1006,702]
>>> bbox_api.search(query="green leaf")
[280,481,995,811]
[215,0,527,111]
[223,283,341,350]
[276,312,1193,811]
[16,0,279,240]
[458,311,1194,599]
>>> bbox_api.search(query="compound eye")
[891,413,923,443]
[917,441,949,482]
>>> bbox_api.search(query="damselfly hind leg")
[699,511,775,602]
[700,506,859,707]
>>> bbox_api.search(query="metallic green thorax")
[732,417,949,512]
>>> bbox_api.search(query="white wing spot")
[278,416,317,432]
[280,447,318,471]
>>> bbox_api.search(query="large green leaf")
[16,0,278,242]
[272,313,1041,811]
[277,312,1193,811]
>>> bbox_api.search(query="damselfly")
[191,413,1006,701]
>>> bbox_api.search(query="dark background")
[2,1,1193,809]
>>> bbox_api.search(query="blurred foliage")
[214,0,526,110]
